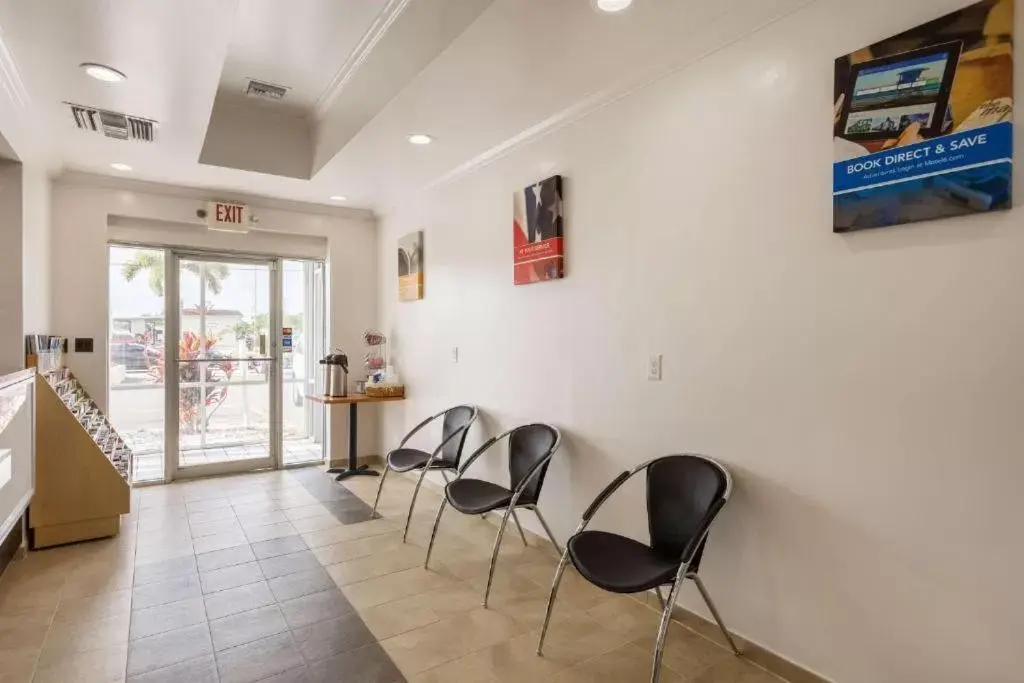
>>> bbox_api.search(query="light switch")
[648,354,662,381]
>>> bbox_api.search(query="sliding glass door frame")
[164,250,283,480]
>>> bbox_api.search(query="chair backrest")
[646,455,729,570]
[440,405,476,466]
[508,423,560,504]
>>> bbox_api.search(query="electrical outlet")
[451,346,459,363]
[648,354,662,381]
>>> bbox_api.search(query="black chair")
[537,454,739,683]
[424,423,562,607]
[371,405,478,542]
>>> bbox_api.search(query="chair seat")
[445,478,517,514]
[387,448,457,473]
[568,530,680,594]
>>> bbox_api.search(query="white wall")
[377,1,1024,682]
[21,165,51,335]
[51,176,381,462]
[0,160,22,375]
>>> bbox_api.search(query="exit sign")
[207,202,250,233]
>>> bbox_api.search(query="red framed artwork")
[513,175,564,286]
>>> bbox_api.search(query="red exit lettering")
[215,203,243,224]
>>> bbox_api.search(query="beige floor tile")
[0,606,53,651]
[586,594,663,642]
[39,612,131,663]
[389,581,489,622]
[288,514,342,534]
[640,621,734,680]
[32,642,128,683]
[529,608,631,668]
[53,588,132,624]
[434,557,544,602]
[340,565,456,611]
[359,594,441,640]
[408,653,502,683]
[300,518,400,549]
[0,570,65,614]
[60,566,134,600]
[192,530,247,555]
[549,643,687,683]
[487,587,575,634]
[689,656,783,683]
[516,564,619,612]
[455,633,569,683]
[324,543,425,586]
[0,648,39,683]
[381,607,522,676]
[134,542,195,567]
[282,503,330,522]
[310,532,403,566]
[189,519,244,539]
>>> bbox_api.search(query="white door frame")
[164,250,282,481]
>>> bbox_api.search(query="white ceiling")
[218,0,385,112]
[0,0,813,213]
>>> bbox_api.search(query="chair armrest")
[396,411,443,449]
[582,470,630,521]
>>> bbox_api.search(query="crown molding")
[0,23,28,110]
[314,0,413,118]
[54,171,377,223]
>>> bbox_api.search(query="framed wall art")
[513,175,564,285]
[833,0,1013,232]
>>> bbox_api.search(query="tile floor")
[0,467,786,683]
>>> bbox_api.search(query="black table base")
[328,401,380,482]
[327,464,379,481]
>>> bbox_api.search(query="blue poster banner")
[833,0,1013,232]
[834,122,1012,194]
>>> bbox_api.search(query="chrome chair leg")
[654,586,666,610]
[537,547,570,655]
[651,577,684,683]
[511,509,528,547]
[370,465,390,517]
[403,466,431,543]
[424,498,448,569]
[690,573,741,655]
[483,507,514,607]
[532,508,563,555]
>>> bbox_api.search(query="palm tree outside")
[122,251,230,297]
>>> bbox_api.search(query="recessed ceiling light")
[80,62,126,83]
[110,162,132,172]
[407,134,433,145]
[595,0,633,12]
[330,195,348,202]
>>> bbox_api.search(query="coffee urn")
[320,352,349,397]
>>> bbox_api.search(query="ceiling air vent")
[244,79,289,101]
[66,103,156,142]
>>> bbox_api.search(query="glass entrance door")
[166,253,280,478]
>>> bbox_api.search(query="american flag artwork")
[513,175,564,285]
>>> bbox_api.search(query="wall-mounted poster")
[833,0,1013,232]
[397,231,423,301]
[513,175,564,285]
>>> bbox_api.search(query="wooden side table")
[306,394,404,480]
